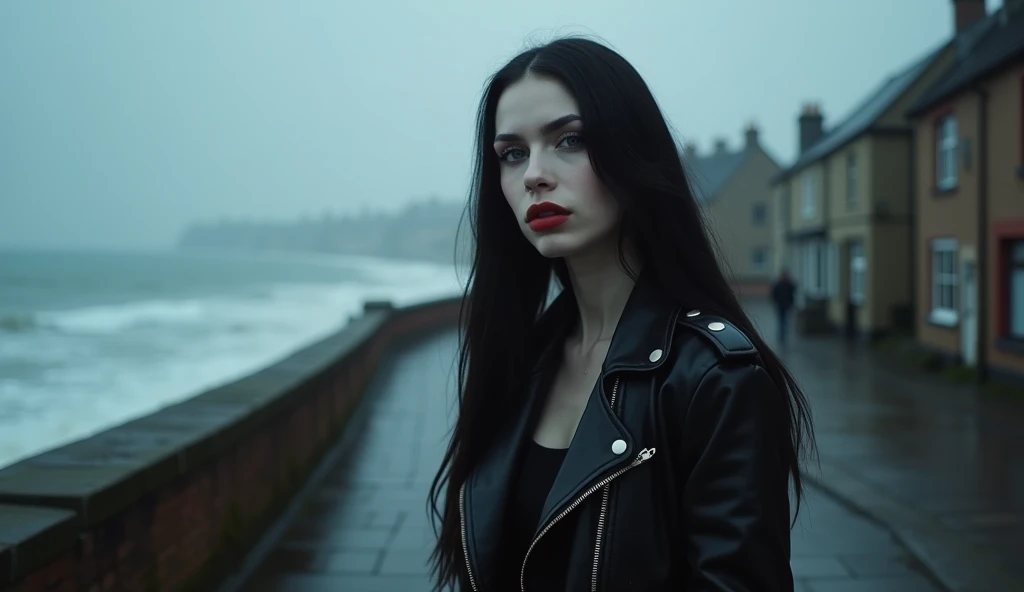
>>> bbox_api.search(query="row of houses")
[689,0,1024,382]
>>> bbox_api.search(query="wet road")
[228,300,1024,591]
[746,299,1024,592]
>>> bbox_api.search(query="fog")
[0,0,998,249]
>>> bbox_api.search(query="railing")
[0,296,462,592]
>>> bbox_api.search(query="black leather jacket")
[459,273,795,591]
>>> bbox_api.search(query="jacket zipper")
[591,375,622,591]
[519,377,657,591]
[460,481,479,591]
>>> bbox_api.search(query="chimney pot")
[953,0,986,34]
[744,122,759,148]
[798,103,825,153]
[714,138,728,154]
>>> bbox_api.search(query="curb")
[802,459,1022,592]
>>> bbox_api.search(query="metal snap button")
[649,348,663,363]
[611,439,627,455]
[708,321,725,331]
[686,309,700,317]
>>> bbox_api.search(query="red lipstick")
[526,202,571,232]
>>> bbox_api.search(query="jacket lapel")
[464,271,684,580]
[462,293,573,586]
[536,271,681,532]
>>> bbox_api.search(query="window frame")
[752,202,767,226]
[935,115,958,191]
[801,170,818,220]
[930,238,958,326]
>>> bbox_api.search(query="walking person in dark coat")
[771,269,796,345]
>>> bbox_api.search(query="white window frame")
[802,240,833,298]
[801,170,818,219]
[849,241,866,305]
[936,115,958,191]
[930,238,958,326]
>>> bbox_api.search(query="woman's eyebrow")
[494,114,582,142]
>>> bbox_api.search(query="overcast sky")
[0,0,1003,249]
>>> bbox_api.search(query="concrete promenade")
[227,302,1024,591]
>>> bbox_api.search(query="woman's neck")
[564,244,640,351]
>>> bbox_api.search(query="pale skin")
[494,74,641,450]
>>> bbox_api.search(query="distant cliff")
[177,198,468,265]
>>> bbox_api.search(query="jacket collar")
[462,270,681,586]
[532,269,681,374]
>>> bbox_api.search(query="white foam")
[0,260,464,470]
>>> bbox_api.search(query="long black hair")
[427,36,814,590]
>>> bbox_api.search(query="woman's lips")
[528,214,570,231]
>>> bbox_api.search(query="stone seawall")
[0,296,462,592]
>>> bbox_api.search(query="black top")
[506,440,577,590]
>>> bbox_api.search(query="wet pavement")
[222,312,1018,592]
[746,299,1024,592]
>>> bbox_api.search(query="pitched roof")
[686,148,750,202]
[773,45,945,184]
[907,8,1024,116]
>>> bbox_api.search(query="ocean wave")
[0,262,464,469]
[37,299,207,335]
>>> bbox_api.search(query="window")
[752,247,769,271]
[849,241,866,304]
[936,115,958,190]
[846,151,857,209]
[931,238,958,325]
[1009,241,1024,338]
[802,240,833,298]
[752,203,767,226]
[801,171,818,219]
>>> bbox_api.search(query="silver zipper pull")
[636,447,656,462]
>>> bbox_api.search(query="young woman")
[428,37,814,591]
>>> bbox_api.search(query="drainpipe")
[976,86,989,383]
[908,129,917,337]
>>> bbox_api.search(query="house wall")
[869,134,915,332]
[914,92,983,356]
[703,146,781,285]
[772,183,791,274]
[984,66,1024,376]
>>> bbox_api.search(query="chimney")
[798,103,824,153]
[713,138,728,154]
[682,141,698,160]
[953,0,986,33]
[744,122,759,148]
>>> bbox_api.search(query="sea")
[0,247,464,470]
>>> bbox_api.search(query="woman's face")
[493,74,620,260]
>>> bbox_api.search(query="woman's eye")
[499,147,527,162]
[557,133,584,149]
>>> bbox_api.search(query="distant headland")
[177,198,468,265]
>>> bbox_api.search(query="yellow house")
[771,43,959,339]
[684,124,781,296]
